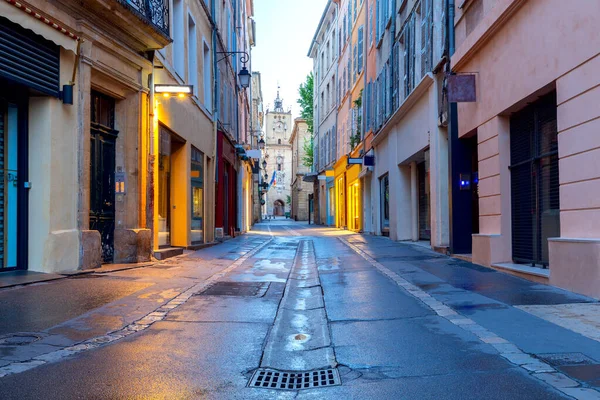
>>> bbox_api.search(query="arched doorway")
[273,200,285,216]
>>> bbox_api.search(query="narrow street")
[0,221,599,399]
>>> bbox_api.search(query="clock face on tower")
[274,121,284,133]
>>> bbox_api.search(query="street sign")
[348,157,363,165]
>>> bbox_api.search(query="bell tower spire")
[274,84,284,113]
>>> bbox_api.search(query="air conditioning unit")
[215,227,224,240]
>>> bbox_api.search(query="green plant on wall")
[302,134,314,168]
[350,90,363,150]
[286,195,291,205]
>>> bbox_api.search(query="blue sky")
[252,0,328,120]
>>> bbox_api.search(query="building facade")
[309,0,339,226]
[366,0,449,251]
[290,119,314,221]
[263,91,293,217]
[153,0,217,255]
[0,0,173,273]
[250,72,264,224]
[450,0,600,298]
[0,0,256,274]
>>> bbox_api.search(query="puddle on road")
[252,260,288,271]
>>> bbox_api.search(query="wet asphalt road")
[0,221,598,399]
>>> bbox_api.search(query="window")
[203,41,211,110]
[277,163,282,171]
[401,14,416,98]
[278,139,281,144]
[342,16,347,46]
[353,0,357,21]
[326,83,330,113]
[369,4,374,46]
[191,147,204,242]
[357,25,364,73]
[347,3,351,35]
[173,0,185,78]
[332,30,336,61]
[353,43,357,83]
[420,0,433,78]
[187,15,198,96]
[331,77,336,110]
[380,174,390,230]
[347,58,351,90]
[342,68,346,99]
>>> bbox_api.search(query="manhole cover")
[538,353,598,367]
[0,334,42,346]
[248,368,341,390]
[199,282,268,297]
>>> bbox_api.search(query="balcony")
[68,0,171,51]
[118,0,169,36]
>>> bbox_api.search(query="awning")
[302,172,319,183]
[1,0,79,53]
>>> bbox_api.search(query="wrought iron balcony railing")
[119,0,169,36]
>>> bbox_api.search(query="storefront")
[346,163,362,232]
[0,15,63,270]
[334,158,347,229]
[216,131,237,237]
[191,147,204,244]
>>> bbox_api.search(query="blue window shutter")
[358,26,364,73]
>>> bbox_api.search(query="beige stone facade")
[263,92,293,217]
[0,0,254,274]
[290,119,314,221]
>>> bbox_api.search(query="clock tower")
[263,88,293,217]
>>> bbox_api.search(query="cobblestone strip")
[0,238,274,379]
[339,237,600,400]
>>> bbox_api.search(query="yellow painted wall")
[346,164,362,232]
[170,142,191,247]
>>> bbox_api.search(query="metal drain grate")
[538,353,598,367]
[248,368,341,390]
[198,281,268,297]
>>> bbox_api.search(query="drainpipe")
[211,0,219,243]
[448,0,455,56]
[147,56,156,253]
[447,0,458,253]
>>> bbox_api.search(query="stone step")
[153,247,184,260]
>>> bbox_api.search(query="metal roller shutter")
[0,16,60,97]
[510,92,559,267]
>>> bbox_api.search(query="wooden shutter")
[358,26,364,73]
[420,0,433,78]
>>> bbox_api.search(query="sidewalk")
[346,233,600,393]
[0,234,268,369]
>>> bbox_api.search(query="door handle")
[105,202,113,207]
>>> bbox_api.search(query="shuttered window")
[510,92,559,267]
[357,26,364,73]
[420,0,433,78]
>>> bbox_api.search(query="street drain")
[198,281,268,297]
[538,353,598,367]
[248,368,341,390]
[0,333,42,346]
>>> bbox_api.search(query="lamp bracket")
[216,51,250,64]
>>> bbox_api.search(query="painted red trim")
[4,0,80,41]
